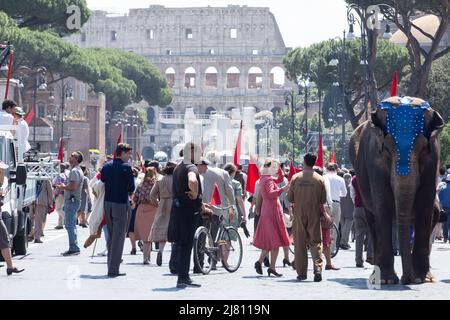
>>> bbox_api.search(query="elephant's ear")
[371,108,387,131]
[428,110,444,143]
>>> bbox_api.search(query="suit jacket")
[35,180,53,208]
[202,166,235,214]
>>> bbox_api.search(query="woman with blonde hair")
[253,158,290,277]
[133,167,158,264]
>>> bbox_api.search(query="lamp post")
[346,3,393,120]
[329,32,348,166]
[284,82,301,162]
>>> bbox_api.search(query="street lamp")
[329,32,349,166]
[284,82,302,162]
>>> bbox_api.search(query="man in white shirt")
[0,100,15,126]
[13,107,31,154]
[325,163,347,253]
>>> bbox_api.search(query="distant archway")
[205,67,218,88]
[270,67,285,89]
[226,66,240,89]
[248,67,263,89]
[205,107,216,115]
[184,67,196,88]
[147,107,155,124]
[165,67,175,88]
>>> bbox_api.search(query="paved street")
[1,211,449,300]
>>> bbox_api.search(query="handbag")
[248,207,256,220]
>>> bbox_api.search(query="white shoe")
[97,249,108,256]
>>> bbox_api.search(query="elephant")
[349,96,444,285]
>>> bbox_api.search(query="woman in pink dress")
[133,167,158,265]
[253,158,290,277]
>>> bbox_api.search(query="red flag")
[288,161,301,182]
[113,133,122,159]
[315,134,324,168]
[233,121,243,167]
[210,183,222,206]
[57,138,63,162]
[390,71,398,97]
[245,155,260,194]
[330,150,336,164]
[24,105,35,125]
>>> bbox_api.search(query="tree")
[439,122,450,165]
[0,11,171,111]
[284,38,409,129]
[427,51,450,120]
[0,0,91,36]
[346,0,450,98]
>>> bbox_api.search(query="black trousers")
[169,214,203,278]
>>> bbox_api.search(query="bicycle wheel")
[193,226,215,275]
[331,223,341,258]
[220,227,243,273]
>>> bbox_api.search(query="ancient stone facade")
[66,5,290,158]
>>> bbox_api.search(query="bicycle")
[193,205,243,275]
[289,222,341,258]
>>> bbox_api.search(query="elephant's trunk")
[393,174,419,283]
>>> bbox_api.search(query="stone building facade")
[66,5,290,159]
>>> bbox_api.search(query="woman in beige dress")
[133,167,158,265]
[149,162,176,266]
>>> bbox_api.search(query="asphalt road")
[1,211,450,300]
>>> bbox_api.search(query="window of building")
[146,29,154,40]
[165,67,175,88]
[79,83,86,101]
[205,67,218,88]
[230,28,237,39]
[81,32,86,42]
[147,107,155,124]
[150,136,155,143]
[252,49,259,55]
[184,67,196,89]
[209,49,215,55]
[226,67,240,89]
[270,67,286,89]
[37,102,46,118]
[166,49,172,55]
[111,31,117,41]
[248,67,263,89]
[186,28,193,39]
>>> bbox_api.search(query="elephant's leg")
[369,205,398,285]
[398,220,416,284]
[412,199,435,283]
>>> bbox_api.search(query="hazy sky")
[86,0,350,48]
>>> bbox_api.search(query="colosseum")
[66,5,290,159]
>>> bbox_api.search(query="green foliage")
[0,11,171,111]
[284,39,409,128]
[427,52,450,119]
[275,109,321,160]
[0,0,91,36]
[440,122,450,166]
[137,107,148,132]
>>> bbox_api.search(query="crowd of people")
[0,108,447,285]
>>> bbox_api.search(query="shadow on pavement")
[152,287,187,292]
[440,280,450,284]
[328,278,414,291]
[80,274,110,280]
